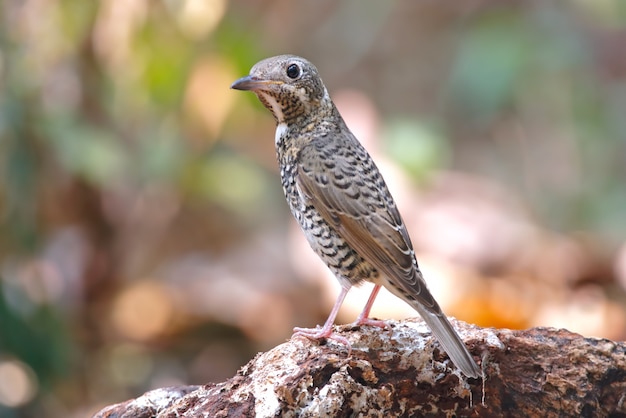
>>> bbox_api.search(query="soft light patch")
[257,91,285,124]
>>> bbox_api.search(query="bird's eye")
[286,64,301,79]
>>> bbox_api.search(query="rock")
[93,318,626,417]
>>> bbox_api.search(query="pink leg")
[293,284,352,354]
[354,284,388,329]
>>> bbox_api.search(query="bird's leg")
[293,284,352,354]
[354,284,389,329]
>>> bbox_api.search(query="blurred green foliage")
[0,286,72,385]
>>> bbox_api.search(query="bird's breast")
[275,123,288,147]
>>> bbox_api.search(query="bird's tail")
[412,303,481,378]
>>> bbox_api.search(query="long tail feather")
[412,303,480,378]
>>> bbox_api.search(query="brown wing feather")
[296,141,438,311]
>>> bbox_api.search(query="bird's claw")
[292,326,352,356]
[354,316,390,330]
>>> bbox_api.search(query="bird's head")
[231,55,330,125]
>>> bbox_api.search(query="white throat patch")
[275,123,288,146]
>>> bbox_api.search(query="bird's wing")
[297,134,481,379]
[296,135,439,312]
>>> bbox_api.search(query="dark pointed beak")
[231,75,278,91]
[231,75,255,91]
[231,75,263,91]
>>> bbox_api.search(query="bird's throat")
[256,91,285,125]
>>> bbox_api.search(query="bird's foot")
[354,316,390,330]
[292,326,352,356]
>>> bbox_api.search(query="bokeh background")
[2,1,626,416]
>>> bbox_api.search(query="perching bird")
[231,55,480,378]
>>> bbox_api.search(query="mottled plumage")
[231,55,480,378]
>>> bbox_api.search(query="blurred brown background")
[1,1,626,416]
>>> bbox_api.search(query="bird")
[231,55,480,378]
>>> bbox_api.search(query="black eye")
[286,63,301,79]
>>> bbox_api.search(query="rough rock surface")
[94,318,626,417]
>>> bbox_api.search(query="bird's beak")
[231,75,278,91]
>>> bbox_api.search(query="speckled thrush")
[231,55,480,378]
